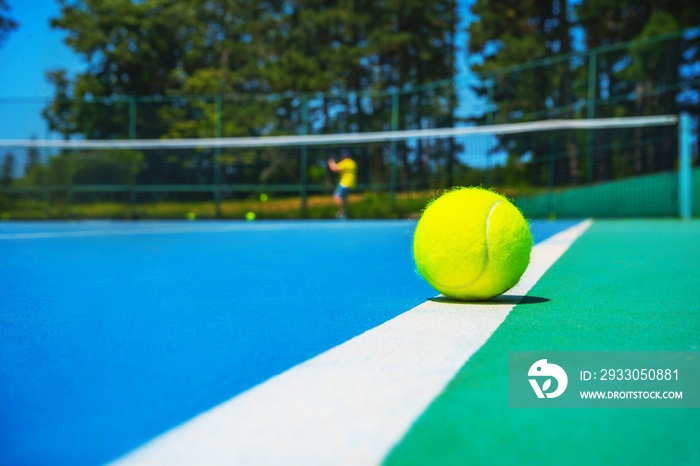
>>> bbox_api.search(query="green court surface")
[385,220,700,466]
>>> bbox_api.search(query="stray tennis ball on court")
[246,211,256,221]
[549,211,557,221]
[1,213,9,221]
[413,187,532,301]
[260,193,268,202]
[187,211,197,221]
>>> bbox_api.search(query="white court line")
[0,221,409,241]
[112,219,592,466]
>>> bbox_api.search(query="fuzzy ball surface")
[413,187,532,301]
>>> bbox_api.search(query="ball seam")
[436,200,501,292]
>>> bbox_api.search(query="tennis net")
[0,115,694,220]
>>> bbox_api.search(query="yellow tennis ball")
[413,187,532,301]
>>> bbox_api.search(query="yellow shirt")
[336,158,357,189]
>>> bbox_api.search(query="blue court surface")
[0,220,577,465]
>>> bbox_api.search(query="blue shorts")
[334,185,351,199]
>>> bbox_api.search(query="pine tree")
[467,0,699,185]
[25,136,42,175]
[1,152,15,186]
[44,0,460,189]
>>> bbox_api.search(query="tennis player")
[327,149,357,219]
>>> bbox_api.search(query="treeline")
[34,0,460,192]
[469,0,699,185]
[43,0,459,139]
[5,1,699,197]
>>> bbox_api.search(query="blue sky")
[0,0,482,141]
[0,0,85,139]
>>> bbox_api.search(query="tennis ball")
[413,187,532,301]
[260,193,268,202]
[187,211,197,221]
[246,211,256,221]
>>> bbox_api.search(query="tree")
[467,0,582,188]
[467,0,700,187]
[469,0,578,122]
[42,71,76,140]
[44,0,460,193]
[576,1,699,178]
[260,0,460,187]
[1,152,15,186]
[577,1,699,117]
[25,136,42,175]
[47,0,212,139]
[0,0,17,48]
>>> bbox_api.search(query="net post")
[679,113,692,220]
[300,96,309,218]
[214,95,222,218]
[586,49,597,183]
[390,91,399,210]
